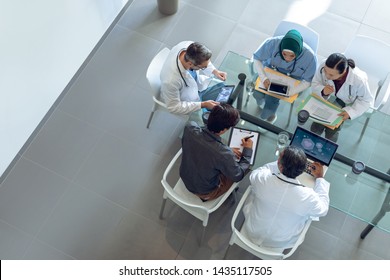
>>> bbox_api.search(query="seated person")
[243,146,329,249]
[252,29,317,123]
[160,41,227,115]
[310,53,373,142]
[180,104,253,201]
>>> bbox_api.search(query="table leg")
[360,169,390,239]
[286,102,294,128]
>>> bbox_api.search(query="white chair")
[344,35,390,141]
[146,47,170,128]
[159,148,239,245]
[273,20,319,54]
[224,186,312,260]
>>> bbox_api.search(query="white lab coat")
[160,41,216,115]
[311,61,374,120]
[243,161,330,249]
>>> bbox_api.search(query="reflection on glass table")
[228,120,390,237]
[214,50,390,237]
[217,51,390,175]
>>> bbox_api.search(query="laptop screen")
[290,126,338,166]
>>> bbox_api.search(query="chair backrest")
[344,35,390,109]
[146,47,170,98]
[273,20,319,54]
[161,148,239,226]
[229,186,311,260]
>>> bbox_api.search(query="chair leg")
[286,102,294,128]
[223,244,231,259]
[146,111,155,129]
[159,198,167,219]
[245,92,251,107]
[199,226,206,246]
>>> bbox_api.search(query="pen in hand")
[244,135,254,140]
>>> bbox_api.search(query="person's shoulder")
[301,44,316,59]
[172,41,194,51]
[351,66,368,80]
[252,163,274,177]
[264,36,282,45]
[185,121,200,129]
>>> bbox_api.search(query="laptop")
[215,85,235,103]
[289,126,339,188]
[267,80,290,96]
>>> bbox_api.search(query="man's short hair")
[280,146,307,178]
[185,42,212,66]
[207,104,240,133]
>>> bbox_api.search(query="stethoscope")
[271,51,298,77]
[272,173,305,187]
[176,49,189,87]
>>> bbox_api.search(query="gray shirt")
[180,121,253,195]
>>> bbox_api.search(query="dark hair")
[207,104,240,133]
[325,53,355,74]
[185,42,212,66]
[280,146,307,178]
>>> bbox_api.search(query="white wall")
[0,0,129,177]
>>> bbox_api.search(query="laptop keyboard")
[304,162,315,176]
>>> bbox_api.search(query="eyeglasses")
[194,64,208,70]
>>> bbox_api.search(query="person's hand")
[338,111,350,121]
[241,138,253,149]
[231,147,242,159]
[212,69,227,81]
[310,162,324,179]
[322,85,335,96]
[201,100,219,110]
[263,78,271,90]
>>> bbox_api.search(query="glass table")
[217,51,390,237]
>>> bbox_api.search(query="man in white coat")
[243,146,330,249]
[160,41,227,115]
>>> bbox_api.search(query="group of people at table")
[157,29,373,250]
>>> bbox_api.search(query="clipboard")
[228,127,260,165]
[254,67,300,103]
[297,93,344,129]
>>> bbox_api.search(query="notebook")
[289,126,338,187]
[228,127,260,165]
[215,85,235,103]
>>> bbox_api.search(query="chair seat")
[173,178,229,210]
[159,148,239,245]
[224,186,311,260]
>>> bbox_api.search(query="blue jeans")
[252,91,280,119]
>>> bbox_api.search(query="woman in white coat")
[310,53,373,141]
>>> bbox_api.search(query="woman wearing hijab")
[252,29,317,123]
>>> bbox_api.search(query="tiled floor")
[1,0,390,260]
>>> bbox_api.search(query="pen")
[244,135,254,140]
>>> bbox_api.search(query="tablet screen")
[268,82,288,95]
[216,86,235,102]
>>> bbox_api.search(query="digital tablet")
[268,81,289,96]
[215,85,235,103]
